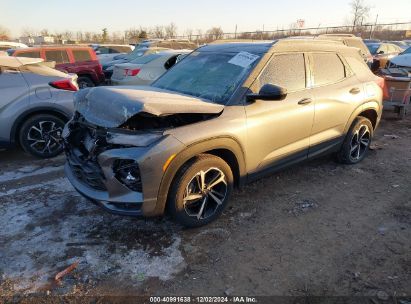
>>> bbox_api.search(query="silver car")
[111,50,190,86]
[0,57,78,158]
[64,40,383,227]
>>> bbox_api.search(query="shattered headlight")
[106,132,163,147]
[113,160,142,192]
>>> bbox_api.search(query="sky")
[1,0,410,38]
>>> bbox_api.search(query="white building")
[19,36,55,45]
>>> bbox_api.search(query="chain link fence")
[171,22,411,44]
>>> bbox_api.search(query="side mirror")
[246,84,288,102]
[378,50,385,54]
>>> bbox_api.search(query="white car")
[0,41,28,51]
[0,57,78,158]
[111,50,190,86]
[92,44,134,65]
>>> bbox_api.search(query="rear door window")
[97,46,110,54]
[311,53,346,86]
[72,50,92,62]
[45,50,70,64]
[17,51,41,58]
[258,53,306,91]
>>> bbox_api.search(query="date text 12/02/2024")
[149,296,258,303]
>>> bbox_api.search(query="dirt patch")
[0,111,410,297]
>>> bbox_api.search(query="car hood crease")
[75,86,224,128]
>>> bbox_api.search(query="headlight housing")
[106,132,163,147]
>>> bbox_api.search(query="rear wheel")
[77,76,95,89]
[168,154,233,227]
[19,114,65,158]
[337,117,373,164]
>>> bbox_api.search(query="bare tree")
[102,28,108,43]
[164,23,177,39]
[76,31,84,42]
[40,29,50,36]
[0,25,10,40]
[185,28,194,41]
[84,32,92,42]
[125,27,142,43]
[21,27,37,37]
[350,0,370,27]
[62,31,74,41]
[206,27,224,41]
[152,25,165,39]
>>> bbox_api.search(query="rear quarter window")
[312,53,346,86]
[45,50,70,64]
[344,53,373,79]
[72,50,92,62]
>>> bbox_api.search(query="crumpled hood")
[74,86,224,128]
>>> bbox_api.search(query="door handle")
[298,98,313,105]
[350,87,361,94]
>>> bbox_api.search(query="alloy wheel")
[183,167,228,220]
[349,124,371,161]
[27,121,63,155]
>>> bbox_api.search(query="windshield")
[125,48,148,60]
[130,53,161,64]
[152,51,261,104]
[366,43,380,55]
[402,47,411,55]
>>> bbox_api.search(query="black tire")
[77,76,95,89]
[337,117,373,164]
[19,114,65,158]
[167,154,234,228]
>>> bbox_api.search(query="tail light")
[49,79,79,91]
[375,76,385,90]
[375,76,387,99]
[123,68,140,77]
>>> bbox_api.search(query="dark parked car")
[64,39,383,227]
[9,46,105,88]
[365,42,404,71]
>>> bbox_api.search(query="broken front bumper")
[65,162,144,216]
[63,118,185,217]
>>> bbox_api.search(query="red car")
[9,46,105,88]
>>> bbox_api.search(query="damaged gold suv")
[64,39,383,227]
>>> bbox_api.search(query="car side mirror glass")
[378,50,384,54]
[246,84,288,102]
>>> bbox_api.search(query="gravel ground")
[0,110,410,301]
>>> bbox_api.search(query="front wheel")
[19,114,65,158]
[167,154,233,228]
[337,117,373,164]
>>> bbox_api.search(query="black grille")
[65,123,107,191]
[67,148,107,191]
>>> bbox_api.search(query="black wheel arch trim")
[150,136,246,217]
[10,106,72,144]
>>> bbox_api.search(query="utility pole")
[370,14,378,39]
[234,24,237,39]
